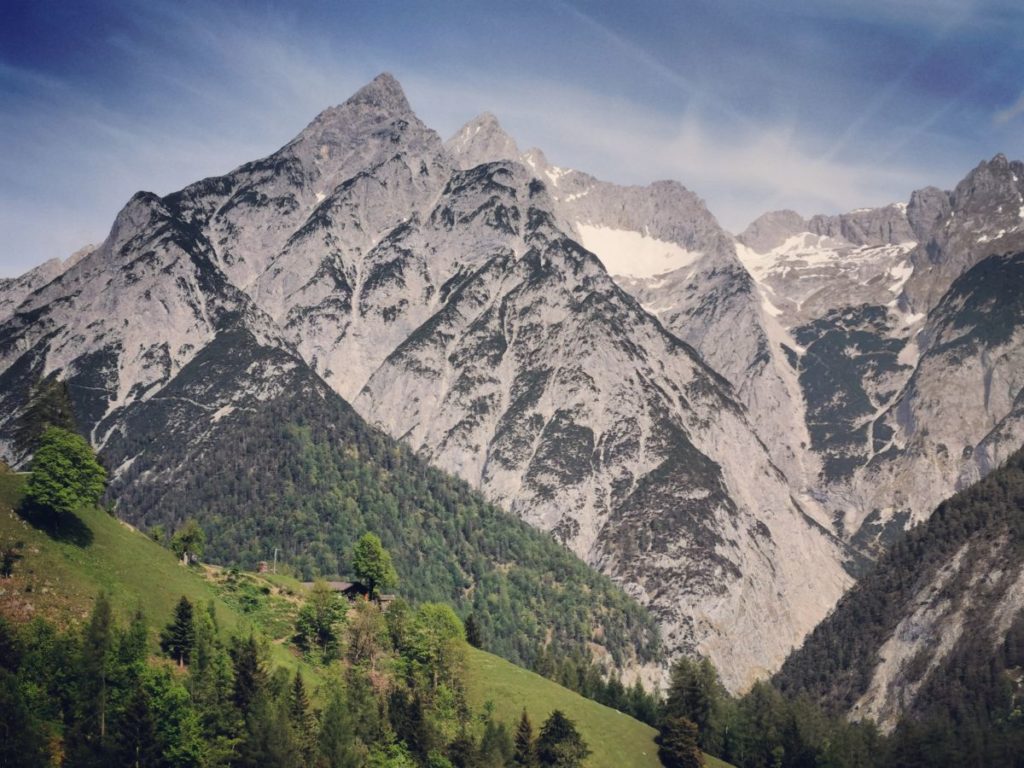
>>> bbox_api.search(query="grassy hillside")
[0,471,311,677]
[466,647,731,768]
[1,470,715,767]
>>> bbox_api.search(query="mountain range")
[2,72,1023,694]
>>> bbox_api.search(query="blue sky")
[3,0,1024,276]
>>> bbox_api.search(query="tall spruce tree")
[230,635,266,717]
[318,684,362,768]
[514,708,537,767]
[160,596,196,667]
[659,716,704,768]
[536,710,589,768]
[464,612,483,648]
[288,672,317,768]
[70,592,115,765]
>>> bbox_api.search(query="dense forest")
[660,646,1023,768]
[0,592,594,768]
[96,355,660,676]
[771,446,1024,766]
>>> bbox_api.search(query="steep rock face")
[734,173,1024,552]
[776,447,1024,733]
[449,119,810,490]
[837,253,1024,539]
[0,246,94,324]
[905,154,1024,311]
[357,161,853,691]
[0,191,284,462]
[806,204,916,247]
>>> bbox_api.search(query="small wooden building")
[302,580,395,605]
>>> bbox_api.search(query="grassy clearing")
[465,648,733,768]
[465,646,663,767]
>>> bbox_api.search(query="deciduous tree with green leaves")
[408,603,466,690]
[171,519,206,565]
[26,426,106,516]
[295,579,346,659]
[351,532,398,597]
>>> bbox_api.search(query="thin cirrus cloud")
[994,93,1024,126]
[2,0,1023,276]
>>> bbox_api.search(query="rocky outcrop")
[904,154,1024,311]
[0,245,93,324]
[446,112,521,170]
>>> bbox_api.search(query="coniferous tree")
[13,376,76,460]
[345,664,386,748]
[448,732,482,767]
[288,672,317,767]
[230,635,266,717]
[664,657,721,750]
[659,715,704,768]
[70,592,115,764]
[160,596,196,667]
[238,691,300,768]
[110,682,159,768]
[318,683,362,768]
[513,708,537,767]
[536,710,589,767]
[389,689,434,758]
[480,717,514,767]
[189,609,241,767]
[465,612,483,648]
[0,668,49,768]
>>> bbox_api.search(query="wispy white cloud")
[1,0,1021,275]
[994,92,1024,125]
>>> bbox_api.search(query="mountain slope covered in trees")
[775,446,1024,763]
[102,347,660,673]
[0,469,681,768]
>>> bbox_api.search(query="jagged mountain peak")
[285,72,428,168]
[342,71,411,113]
[952,152,1024,208]
[446,111,521,170]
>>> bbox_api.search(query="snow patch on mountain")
[576,224,702,279]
